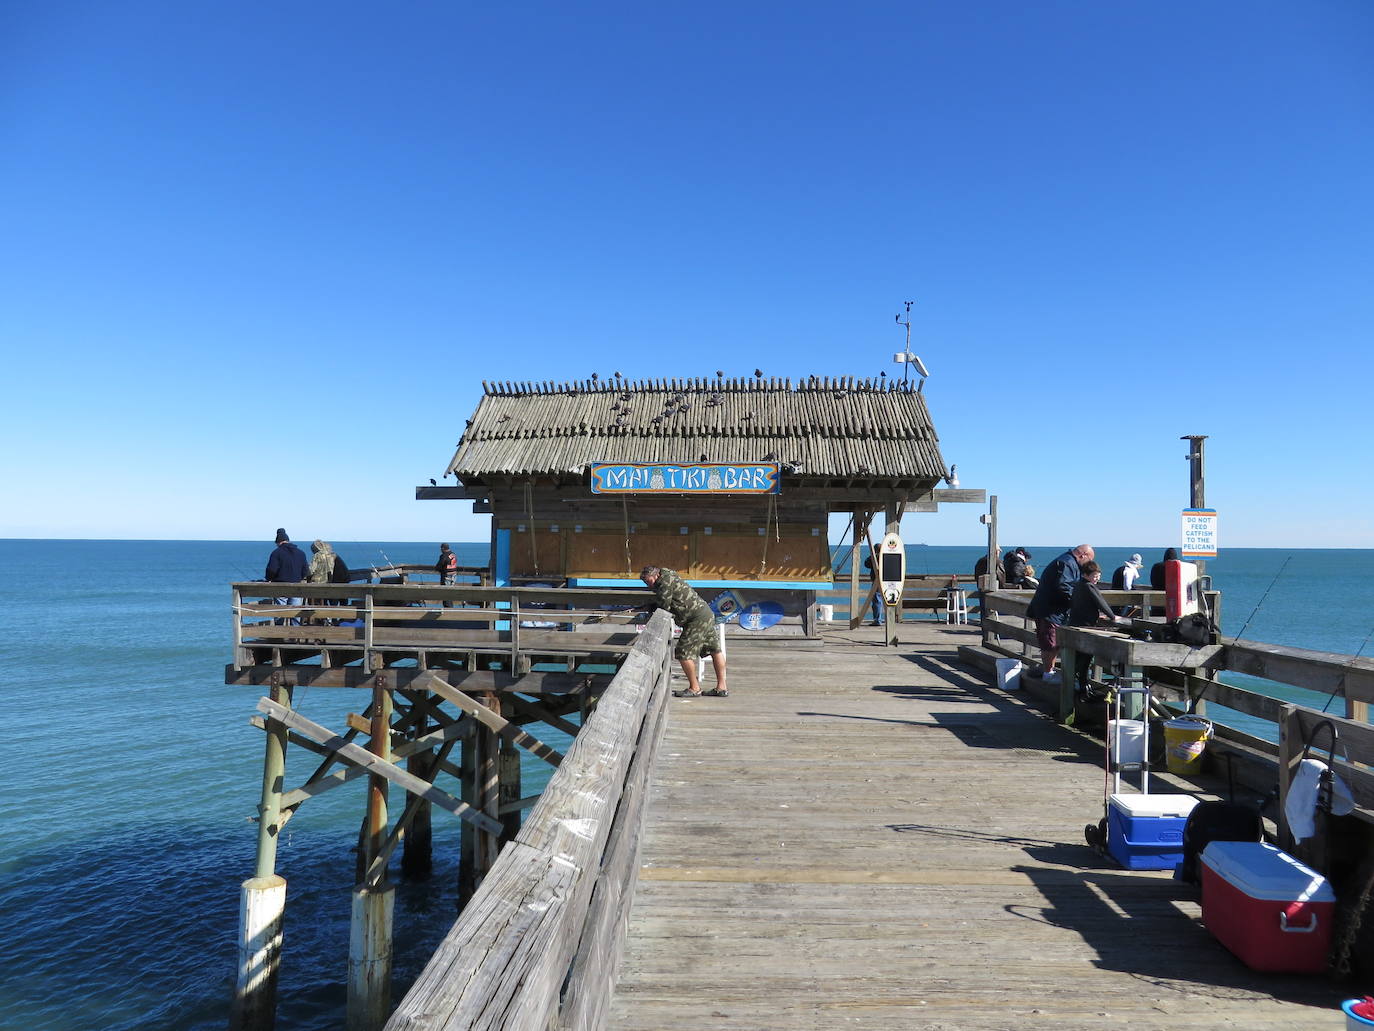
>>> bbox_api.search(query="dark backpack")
[331,555,350,583]
[1178,801,1262,884]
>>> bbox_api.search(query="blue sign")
[738,601,784,631]
[590,462,780,494]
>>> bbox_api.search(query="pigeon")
[699,453,709,463]
[754,368,763,378]
[716,370,724,377]
[498,414,511,422]
[591,372,599,381]
[614,371,623,378]
[429,478,437,486]
[762,452,776,461]
[652,415,663,425]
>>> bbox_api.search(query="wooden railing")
[230,582,653,680]
[384,610,675,1031]
[975,588,1374,836]
[815,573,980,621]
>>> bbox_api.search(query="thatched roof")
[445,376,947,483]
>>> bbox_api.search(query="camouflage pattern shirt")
[651,568,713,628]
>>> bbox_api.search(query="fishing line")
[1320,623,1374,714]
[1231,554,1291,641]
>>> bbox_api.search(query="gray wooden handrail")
[384,610,674,1031]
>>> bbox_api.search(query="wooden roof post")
[983,495,998,649]
[884,502,902,646]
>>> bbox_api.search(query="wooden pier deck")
[609,621,1349,1030]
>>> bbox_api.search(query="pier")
[228,379,1371,1028]
[357,607,1370,1030]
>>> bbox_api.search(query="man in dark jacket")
[265,528,310,624]
[1025,544,1094,682]
[1002,548,1033,588]
[1149,548,1179,590]
[1148,547,1179,616]
[641,565,728,698]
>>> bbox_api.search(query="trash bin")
[995,657,1022,691]
[1164,716,1213,775]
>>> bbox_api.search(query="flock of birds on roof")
[454,370,943,478]
[478,370,918,396]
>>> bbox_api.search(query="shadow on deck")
[609,621,1352,1030]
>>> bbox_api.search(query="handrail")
[231,582,656,674]
[384,610,675,1031]
[974,588,1374,823]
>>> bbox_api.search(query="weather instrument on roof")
[893,300,929,390]
[879,532,906,606]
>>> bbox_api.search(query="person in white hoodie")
[1111,553,1144,590]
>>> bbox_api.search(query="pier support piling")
[347,686,394,1031]
[233,682,292,1030]
[232,875,287,1031]
[346,885,395,1031]
[499,728,522,842]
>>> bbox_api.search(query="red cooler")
[1200,841,1335,972]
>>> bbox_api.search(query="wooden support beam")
[505,693,582,738]
[226,665,615,694]
[273,716,472,812]
[415,672,565,768]
[255,698,501,834]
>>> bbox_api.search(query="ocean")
[2,539,1369,1030]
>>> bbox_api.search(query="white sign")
[1181,508,1218,558]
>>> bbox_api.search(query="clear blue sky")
[4,2,1371,549]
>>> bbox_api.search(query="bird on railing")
[429,478,437,486]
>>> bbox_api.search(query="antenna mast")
[895,300,914,384]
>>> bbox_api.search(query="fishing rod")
[1320,623,1374,714]
[1186,554,1291,714]
[1230,554,1292,642]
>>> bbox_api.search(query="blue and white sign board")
[590,462,780,494]
[1181,508,1218,558]
[709,590,742,623]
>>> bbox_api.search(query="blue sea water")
[1,539,1369,1030]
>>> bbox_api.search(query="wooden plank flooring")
[608,620,1350,1030]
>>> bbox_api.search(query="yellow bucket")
[1164,716,1212,775]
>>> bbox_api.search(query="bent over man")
[640,565,729,698]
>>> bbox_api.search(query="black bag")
[1178,801,1262,884]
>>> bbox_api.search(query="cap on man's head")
[1130,553,1143,565]
[440,543,450,550]
[275,528,289,543]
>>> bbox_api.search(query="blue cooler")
[1107,793,1199,870]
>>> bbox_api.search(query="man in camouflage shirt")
[640,565,729,697]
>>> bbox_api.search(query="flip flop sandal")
[672,689,703,698]
[702,688,729,697]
